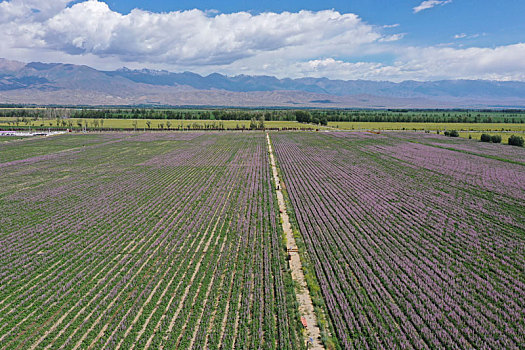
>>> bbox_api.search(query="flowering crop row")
[0,133,303,349]
[272,132,525,349]
[387,132,525,163]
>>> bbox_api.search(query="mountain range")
[1,58,525,108]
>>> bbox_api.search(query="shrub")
[480,134,492,142]
[445,130,459,137]
[490,135,502,143]
[508,135,524,147]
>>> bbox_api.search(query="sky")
[1,0,525,81]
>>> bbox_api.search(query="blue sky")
[95,0,525,47]
[1,0,525,81]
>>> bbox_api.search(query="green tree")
[480,134,491,142]
[294,110,311,123]
[258,116,265,130]
[250,117,258,130]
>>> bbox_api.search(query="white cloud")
[413,0,452,13]
[0,0,524,82]
[0,0,386,66]
[284,44,525,82]
[379,33,406,42]
[402,44,525,80]
[0,0,71,21]
[453,33,481,40]
[294,58,401,80]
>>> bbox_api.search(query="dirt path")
[266,133,324,350]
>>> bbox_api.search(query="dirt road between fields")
[266,133,324,350]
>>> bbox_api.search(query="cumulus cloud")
[293,58,401,80]
[402,43,525,80]
[286,44,525,81]
[1,0,524,82]
[413,0,452,13]
[0,0,71,20]
[1,0,385,66]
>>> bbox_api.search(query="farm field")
[0,134,128,163]
[0,133,303,349]
[1,131,524,349]
[328,121,525,132]
[0,118,325,130]
[389,132,525,164]
[271,132,525,349]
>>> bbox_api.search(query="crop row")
[272,132,524,349]
[0,133,303,349]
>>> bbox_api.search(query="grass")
[0,118,328,130]
[3,117,524,134]
[328,121,525,132]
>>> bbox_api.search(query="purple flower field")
[1,131,524,349]
[0,133,302,349]
[390,132,525,163]
[272,132,524,349]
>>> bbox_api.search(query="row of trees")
[294,111,328,125]
[2,118,104,129]
[2,107,525,124]
[480,134,502,143]
[480,133,523,146]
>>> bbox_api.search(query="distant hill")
[1,58,525,108]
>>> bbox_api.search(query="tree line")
[1,107,525,124]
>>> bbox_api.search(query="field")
[0,133,303,349]
[0,118,325,130]
[272,132,525,349]
[1,131,524,349]
[3,116,525,134]
[390,132,525,164]
[328,121,525,132]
